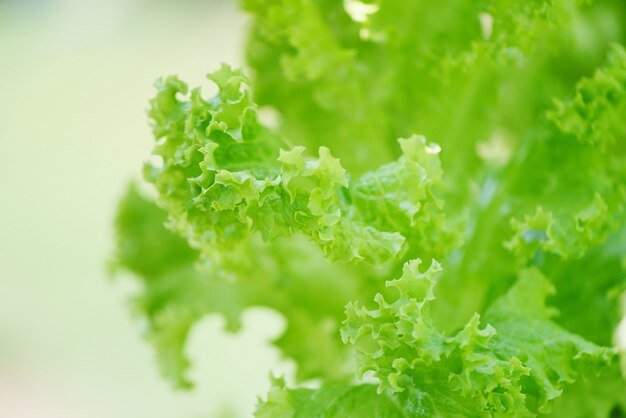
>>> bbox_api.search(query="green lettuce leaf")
[146,65,450,265]
[342,259,616,415]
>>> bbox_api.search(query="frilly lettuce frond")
[145,65,451,265]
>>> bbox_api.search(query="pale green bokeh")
[0,1,291,417]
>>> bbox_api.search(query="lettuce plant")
[112,0,626,416]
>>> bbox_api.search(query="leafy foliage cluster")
[113,0,626,416]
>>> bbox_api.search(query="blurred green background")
[0,1,291,416]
